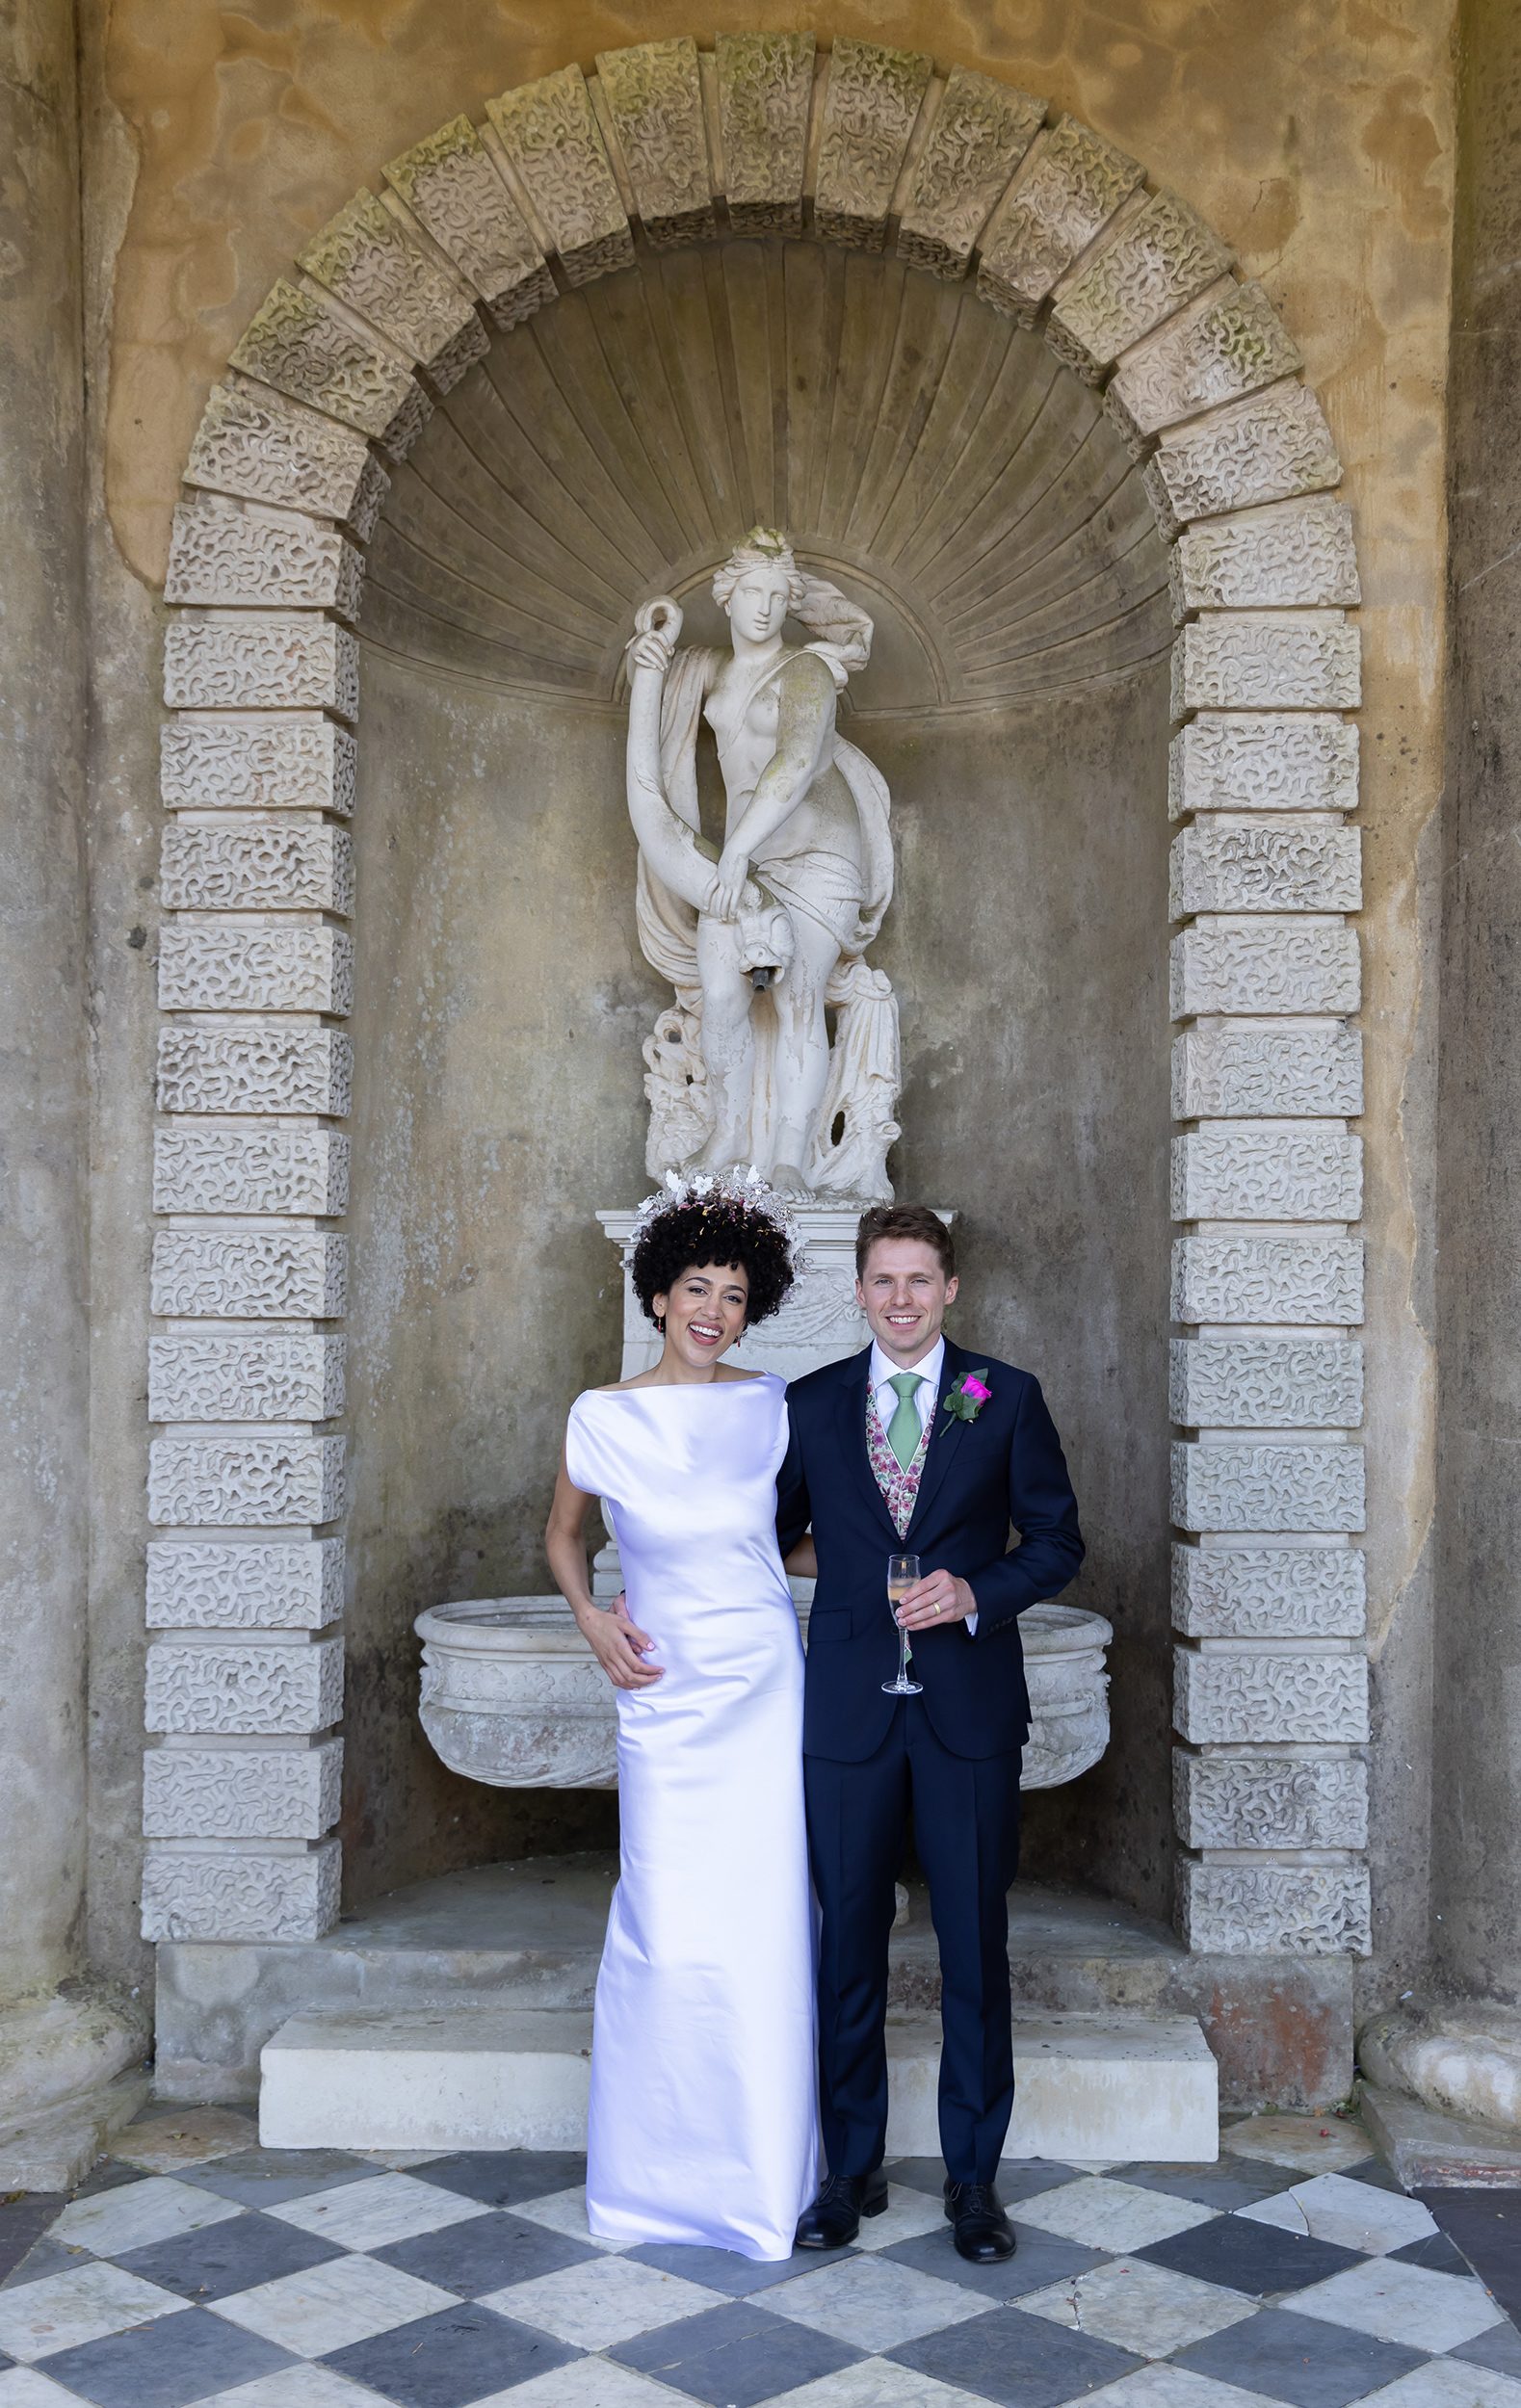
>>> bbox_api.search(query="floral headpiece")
[630,1165,803,1275]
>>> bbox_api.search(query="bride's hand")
[580,1597,664,1690]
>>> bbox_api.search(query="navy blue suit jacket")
[776,1338,1085,1762]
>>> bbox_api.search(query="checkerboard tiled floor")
[4,2107,1520,2408]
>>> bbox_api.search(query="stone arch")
[144,33,1368,1962]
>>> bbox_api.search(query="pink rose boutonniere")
[943,1369,992,1425]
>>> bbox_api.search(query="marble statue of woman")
[623,529,901,1201]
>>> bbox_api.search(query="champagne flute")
[883,1553,925,1697]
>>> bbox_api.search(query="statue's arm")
[716,653,835,896]
[624,604,718,915]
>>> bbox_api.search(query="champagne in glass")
[883,1553,925,1697]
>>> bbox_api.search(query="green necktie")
[886,1372,925,1471]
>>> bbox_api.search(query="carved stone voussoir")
[487,66,634,286]
[164,615,359,722]
[230,279,418,443]
[1169,713,1358,819]
[1049,189,1231,382]
[1171,1126,1363,1222]
[1170,820,1361,916]
[156,1022,352,1116]
[1173,1021,1362,1119]
[976,117,1143,322]
[813,37,932,251]
[141,1839,341,1944]
[185,379,385,535]
[1108,278,1300,445]
[146,1536,345,1629]
[1172,613,1360,718]
[166,496,365,620]
[1172,1232,1363,1326]
[149,1332,346,1425]
[153,1125,350,1217]
[383,116,550,327]
[144,1740,343,1841]
[1170,498,1360,615]
[897,66,1044,280]
[147,1436,347,1529]
[1169,1335,1363,1428]
[1171,917,1359,1017]
[1174,1749,1368,1852]
[716,32,815,234]
[1175,1642,1369,1743]
[150,1228,348,1321]
[299,191,478,371]
[161,714,355,817]
[1170,1439,1366,1533]
[161,823,354,916]
[1171,1543,1366,1638]
[1179,1858,1371,1956]
[158,924,354,1016]
[1152,381,1343,528]
[596,39,714,248]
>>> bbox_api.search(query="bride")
[544,1169,819,2259]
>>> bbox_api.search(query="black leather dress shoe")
[944,2179,1017,2262]
[794,2169,889,2249]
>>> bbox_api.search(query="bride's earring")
[655,1313,666,1334]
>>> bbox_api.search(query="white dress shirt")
[867,1336,978,1634]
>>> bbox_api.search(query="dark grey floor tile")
[115,2211,345,2302]
[1386,2227,1477,2276]
[406,2154,588,2212]
[1120,2155,1304,2212]
[175,2151,374,2209]
[611,2299,862,2406]
[888,2303,1141,2407]
[885,2159,1075,2207]
[1337,2159,1403,2194]
[1450,2315,1521,2378]
[68,2164,145,2203]
[1422,2186,1521,2328]
[0,2194,67,2287]
[375,2210,597,2296]
[879,2221,1110,2304]
[323,2303,579,2407]
[1,2237,85,2291]
[1138,2213,1364,2294]
[623,2238,854,2294]
[1174,2305,1427,2406]
[39,2306,295,2408]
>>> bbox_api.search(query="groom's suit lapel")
[905,1338,972,1542]
[836,1346,903,1544]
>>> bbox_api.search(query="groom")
[777,1204,1084,2263]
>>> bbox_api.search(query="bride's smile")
[653,1263,750,1378]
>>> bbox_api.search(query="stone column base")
[0,1984,151,2188]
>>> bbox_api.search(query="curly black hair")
[631,1198,795,1328]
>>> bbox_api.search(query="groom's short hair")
[855,1204,956,1280]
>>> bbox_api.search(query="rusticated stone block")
[1171,918,1359,1017]
[1170,714,1358,820]
[1149,382,1342,532]
[229,279,419,443]
[1174,1749,1368,1852]
[1178,1859,1371,1956]
[164,615,359,721]
[977,117,1142,322]
[1169,1337,1363,1428]
[299,192,483,380]
[1170,820,1361,916]
[144,1740,343,1841]
[1171,1544,1366,1638]
[487,65,634,287]
[1175,1644,1368,1742]
[596,38,715,249]
[1169,498,1359,615]
[1171,1126,1362,1222]
[161,714,355,817]
[1108,278,1299,445]
[151,1229,348,1320]
[158,924,353,1016]
[141,1839,340,1943]
[813,37,932,251]
[1172,613,1360,717]
[153,1126,350,1217]
[161,824,354,916]
[149,1333,345,1425]
[1049,189,1230,381]
[148,1436,347,1529]
[185,379,387,537]
[897,66,1043,279]
[715,32,814,235]
[383,117,553,331]
[1171,1441,1366,1533]
[156,1023,353,1116]
[1172,1233,1363,1325]
[1173,1022,1362,1119]
[166,497,364,620]
[145,1636,344,1734]
[146,1537,345,1629]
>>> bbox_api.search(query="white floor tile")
[1219,2114,1374,2173]
[49,2175,244,2258]
[210,2256,457,2358]
[761,2253,985,2353]
[1360,2361,1521,2405]
[473,2363,699,2408]
[1018,2257,1258,2357]
[765,2362,986,2406]
[0,2263,189,2364]
[0,2372,117,2408]
[1292,2256,1505,2352]
[1011,2175,1217,2253]
[851,2184,951,2253]
[1237,2172,1439,2256]
[268,2173,489,2252]
[1077,2368,1278,2407]
[192,2372,393,2408]
[509,2187,625,2252]
[481,2255,718,2351]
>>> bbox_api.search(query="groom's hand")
[895,1569,977,1631]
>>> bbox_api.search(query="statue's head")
[712,527,807,644]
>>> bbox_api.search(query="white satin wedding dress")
[564,1371,819,2259]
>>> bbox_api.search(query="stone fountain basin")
[416,1597,1112,1793]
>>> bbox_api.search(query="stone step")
[260,2004,1219,2162]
